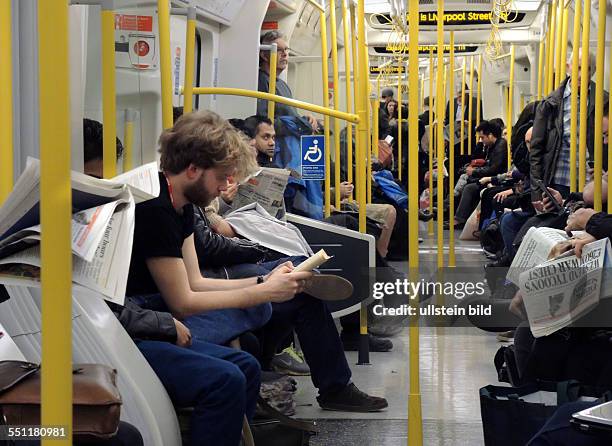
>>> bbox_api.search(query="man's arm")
[529,102,549,200]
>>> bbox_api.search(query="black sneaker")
[317,383,388,412]
[341,332,393,352]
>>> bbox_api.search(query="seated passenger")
[82,117,261,446]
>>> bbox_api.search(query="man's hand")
[571,233,598,257]
[494,189,513,202]
[479,176,492,185]
[220,182,239,204]
[306,114,319,132]
[261,264,313,302]
[565,208,597,232]
[339,181,354,200]
[466,166,474,176]
[542,187,563,212]
[174,318,192,347]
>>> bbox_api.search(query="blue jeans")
[500,210,532,257]
[137,339,260,446]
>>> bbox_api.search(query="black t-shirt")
[126,172,194,296]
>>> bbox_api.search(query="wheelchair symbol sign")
[301,135,325,180]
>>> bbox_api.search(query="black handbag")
[251,397,317,446]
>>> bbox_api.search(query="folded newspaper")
[0,158,160,305]
[507,227,612,337]
[231,168,290,219]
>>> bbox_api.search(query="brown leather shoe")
[304,274,353,301]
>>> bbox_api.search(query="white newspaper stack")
[231,168,290,219]
[0,158,160,305]
[507,227,612,337]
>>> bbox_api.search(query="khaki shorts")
[365,203,394,226]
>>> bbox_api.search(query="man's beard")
[184,181,215,207]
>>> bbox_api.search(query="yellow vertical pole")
[537,38,545,100]
[38,0,72,444]
[436,0,445,269]
[507,45,515,171]
[547,0,557,93]
[158,0,173,129]
[579,0,592,191]
[350,2,358,194]
[592,0,606,211]
[329,0,343,207]
[398,62,403,181]
[101,3,117,178]
[569,0,582,193]
[0,0,13,204]
[374,77,380,158]
[183,7,197,114]
[367,80,373,204]
[320,7,331,217]
[554,0,563,89]
[476,54,483,125]
[420,75,425,113]
[341,0,353,197]
[609,41,612,213]
[460,58,467,155]
[559,6,569,83]
[123,109,135,171]
[544,3,553,95]
[267,45,278,121]
[467,55,475,155]
[356,0,369,363]
[408,1,423,443]
[448,32,456,268]
[428,50,435,236]
[520,94,525,114]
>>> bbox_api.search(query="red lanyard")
[163,171,175,207]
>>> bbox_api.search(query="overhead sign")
[301,136,325,180]
[374,45,480,55]
[375,11,526,27]
[370,66,405,74]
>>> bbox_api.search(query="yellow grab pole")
[592,0,606,211]
[537,38,545,100]
[319,7,332,217]
[428,50,435,235]
[341,0,354,196]
[183,7,197,114]
[367,85,373,205]
[507,45,515,171]
[448,32,456,268]
[544,3,553,95]
[554,0,563,89]
[408,1,423,443]
[436,0,444,269]
[329,0,342,207]
[374,77,380,157]
[123,109,135,171]
[0,0,13,204]
[350,2,358,192]
[609,41,612,213]
[579,0,592,190]
[520,94,525,114]
[101,3,117,178]
[569,0,582,193]
[420,75,425,113]
[38,1,72,444]
[398,62,403,181]
[190,88,359,122]
[460,58,466,155]
[547,1,557,93]
[476,54,483,126]
[158,0,173,129]
[559,6,569,83]
[267,44,278,121]
[467,55,475,155]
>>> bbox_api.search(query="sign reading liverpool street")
[375,11,525,26]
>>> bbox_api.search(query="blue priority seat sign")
[301,135,325,180]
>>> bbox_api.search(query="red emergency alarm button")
[134,40,150,57]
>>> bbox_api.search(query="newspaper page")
[0,197,134,305]
[506,227,572,285]
[518,238,611,338]
[231,168,290,218]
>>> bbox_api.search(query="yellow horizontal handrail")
[190,87,360,123]
[305,0,325,12]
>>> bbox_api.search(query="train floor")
[293,229,503,445]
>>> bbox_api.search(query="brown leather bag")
[0,361,122,439]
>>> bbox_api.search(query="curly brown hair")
[159,110,244,174]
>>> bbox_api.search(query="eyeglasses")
[277,47,290,55]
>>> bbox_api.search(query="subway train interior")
[2,0,612,445]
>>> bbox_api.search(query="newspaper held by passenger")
[230,168,290,219]
[294,249,332,272]
[518,238,612,338]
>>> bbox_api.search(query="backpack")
[480,216,504,259]
[372,170,408,209]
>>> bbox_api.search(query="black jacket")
[107,298,177,343]
[471,137,508,178]
[444,96,482,126]
[585,212,612,241]
[530,77,608,199]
